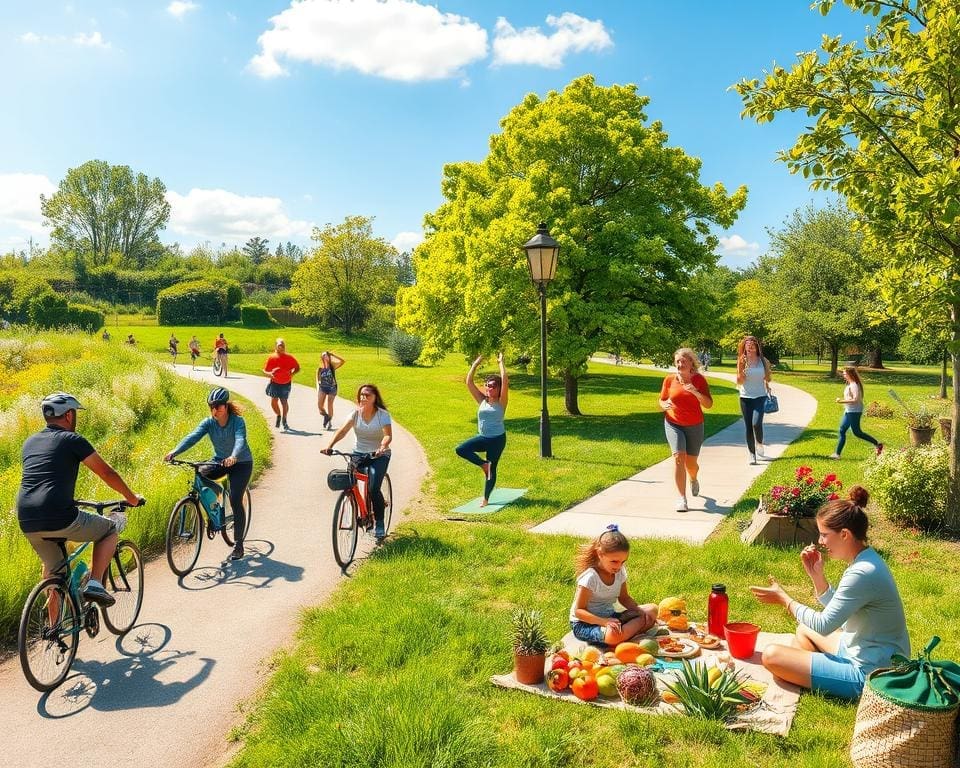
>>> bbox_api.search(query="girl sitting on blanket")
[750,486,910,700]
[569,525,658,646]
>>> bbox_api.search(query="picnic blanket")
[491,630,802,736]
[449,488,527,516]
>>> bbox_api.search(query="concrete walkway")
[531,364,818,544]
[0,364,428,768]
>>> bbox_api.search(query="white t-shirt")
[350,408,392,453]
[843,383,863,413]
[738,359,768,398]
[569,566,627,622]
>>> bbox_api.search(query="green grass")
[101,327,960,765]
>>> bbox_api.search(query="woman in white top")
[830,366,882,458]
[735,335,772,465]
[322,383,393,541]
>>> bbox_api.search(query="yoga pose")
[455,353,508,508]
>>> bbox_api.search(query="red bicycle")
[326,450,392,567]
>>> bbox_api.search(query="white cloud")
[167,1,199,19]
[492,12,612,68]
[0,173,56,239]
[73,31,109,48]
[718,234,762,259]
[20,29,110,48]
[248,0,488,82]
[166,188,313,244]
[391,230,423,254]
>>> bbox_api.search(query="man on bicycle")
[214,333,229,377]
[16,393,142,607]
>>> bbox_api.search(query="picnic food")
[613,642,645,663]
[596,673,619,698]
[658,596,689,630]
[664,659,752,720]
[572,675,599,701]
[657,636,698,657]
[637,638,660,656]
[616,666,659,706]
[547,668,569,692]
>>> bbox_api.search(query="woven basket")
[850,674,958,768]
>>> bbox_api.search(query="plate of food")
[688,626,723,649]
[656,635,700,659]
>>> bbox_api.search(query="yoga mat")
[449,488,528,516]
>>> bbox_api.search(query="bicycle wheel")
[18,577,80,692]
[381,474,393,536]
[221,487,252,546]
[102,540,144,635]
[212,355,223,376]
[166,497,203,576]
[332,491,359,567]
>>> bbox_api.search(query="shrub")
[388,328,423,366]
[865,400,894,419]
[240,304,278,328]
[864,445,948,530]
[64,303,105,332]
[157,280,227,324]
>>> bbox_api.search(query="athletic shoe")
[749,454,758,465]
[282,420,289,431]
[690,477,700,497]
[876,443,884,456]
[229,545,244,561]
[323,414,332,429]
[82,579,116,607]
[675,496,688,512]
[756,443,765,459]
[275,415,281,428]
[829,453,841,459]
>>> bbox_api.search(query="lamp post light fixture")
[522,222,560,459]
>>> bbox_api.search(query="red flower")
[796,466,813,478]
[823,473,838,484]
[791,487,801,497]
[806,476,815,485]
[829,493,840,500]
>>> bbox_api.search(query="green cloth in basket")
[869,636,960,710]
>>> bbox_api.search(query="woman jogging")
[455,353,508,508]
[830,366,883,458]
[736,335,773,464]
[316,350,345,430]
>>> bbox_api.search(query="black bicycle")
[18,498,145,692]
[165,459,253,576]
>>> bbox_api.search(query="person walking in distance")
[17,393,143,607]
[263,338,301,431]
[455,353,509,507]
[736,335,773,465]
[168,333,179,366]
[316,350,345,430]
[188,335,200,370]
[659,347,713,512]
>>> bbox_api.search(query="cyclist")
[163,387,253,561]
[17,393,143,607]
[262,337,300,431]
[322,383,392,543]
[214,333,229,377]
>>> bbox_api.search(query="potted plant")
[741,466,843,546]
[511,608,549,685]
[889,389,939,446]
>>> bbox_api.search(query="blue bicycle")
[17,499,145,692]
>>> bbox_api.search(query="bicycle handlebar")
[323,449,378,461]
[167,458,223,470]
[75,498,145,513]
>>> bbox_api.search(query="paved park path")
[0,364,428,768]
[531,363,818,543]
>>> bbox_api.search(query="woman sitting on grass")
[750,486,909,699]
[569,524,658,646]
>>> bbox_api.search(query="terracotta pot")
[939,418,952,443]
[909,426,935,447]
[513,652,546,685]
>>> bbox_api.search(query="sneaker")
[829,453,841,460]
[82,579,116,608]
[482,462,492,481]
[690,477,700,497]
[675,496,688,512]
[229,545,244,561]
[275,414,281,428]
[876,443,884,456]
[323,414,331,429]
[756,443,765,459]
[282,420,289,431]
[749,454,758,465]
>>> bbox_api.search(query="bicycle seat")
[41,537,67,543]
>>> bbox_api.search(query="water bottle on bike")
[199,483,224,530]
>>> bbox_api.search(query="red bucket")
[724,622,760,659]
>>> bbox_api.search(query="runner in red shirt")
[263,338,301,431]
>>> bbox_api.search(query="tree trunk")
[941,349,948,400]
[948,298,960,531]
[563,370,581,416]
[829,344,839,378]
[868,347,884,369]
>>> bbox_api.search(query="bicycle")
[17,498,145,692]
[165,459,253,576]
[212,349,227,377]
[326,450,393,568]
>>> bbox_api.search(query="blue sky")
[0,1,869,267]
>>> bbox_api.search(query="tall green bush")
[864,445,948,530]
[388,328,423,366]
[240,304,278,328]
[157,280,227,324]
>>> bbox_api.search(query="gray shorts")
[664,419,705,457]
[24,511,116,573]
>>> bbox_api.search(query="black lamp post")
[523,222,560,458]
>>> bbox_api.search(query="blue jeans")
[455,432,506,500]
[355,453,390,536]
[836,411,879,455]
[739,396,767,455]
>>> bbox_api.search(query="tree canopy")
[397,75,747,414]
[40,159,170,268]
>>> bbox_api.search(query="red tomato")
[546,668,569,692]
[550,655,569,671]
[571,676,599,701]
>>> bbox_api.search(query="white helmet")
[41,392,85,418]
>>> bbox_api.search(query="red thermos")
[708,584,728,637]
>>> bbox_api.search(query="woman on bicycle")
[163,387,252,560]
[322,383,392,542]
[455,353,508,507]
[316,350,345,430]
[214,333,229,377]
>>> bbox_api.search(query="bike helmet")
[41,392,85,418]
[207,387,230,406]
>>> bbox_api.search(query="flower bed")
[741,467,843,546]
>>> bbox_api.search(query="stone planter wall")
[741,502,820,547]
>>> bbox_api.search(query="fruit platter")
[656,636,700,659]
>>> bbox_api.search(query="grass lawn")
[110,325,960,767]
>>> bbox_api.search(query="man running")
[262,338,300,430]
[188,335,200,370]
[17,393,143,606]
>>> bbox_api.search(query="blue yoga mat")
[450,488,528,515]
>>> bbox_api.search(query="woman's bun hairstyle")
[848,485,869,508]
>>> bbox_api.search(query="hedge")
[240,304,278,328]
[157,280,228,325]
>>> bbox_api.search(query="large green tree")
[397,75,746,414]
[40,159,170,268]
[292,215,398,334]
[243,236,270,265]
[736,0,960,525]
